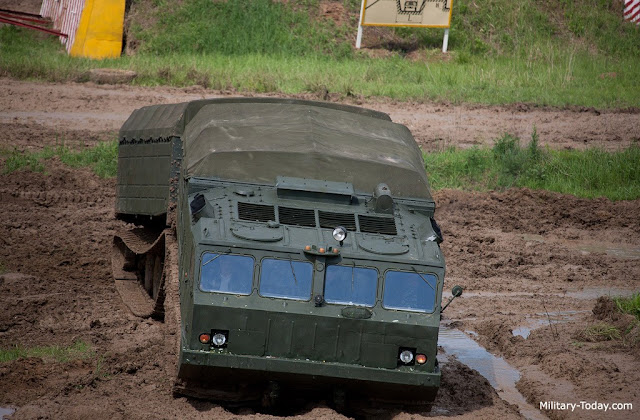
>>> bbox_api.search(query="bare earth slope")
[0,79,638,419]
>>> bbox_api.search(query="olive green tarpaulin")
[120,98,431,200]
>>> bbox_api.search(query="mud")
[0,79,639,419]
[1,78,639,152]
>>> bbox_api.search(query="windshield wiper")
[412,266,435,291]
[351,261,356,292]
[202,249,231,266]
[203,254,222,266]
[289,256,298,285]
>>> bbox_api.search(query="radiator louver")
[237,202,275,222]
[238,202,398,235]
[318,211,357,231]
[279,207,316,227]
[358,215,397,235]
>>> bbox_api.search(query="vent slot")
[358,215,397,235]
[238,202,275,222]
[319,211,356,231]
[279,207,316,227]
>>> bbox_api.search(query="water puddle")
[438,328,547,420]
[0,407,15,419]
[512,310,588,339]
[521,234,640,260]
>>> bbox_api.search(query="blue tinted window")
[383,271,437,313]
[200,253,254,295]
[259,258,313,300]
[324,265,377,307]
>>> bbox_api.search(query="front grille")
[237,202,275,222]
[318,211,356,231]
[278,207,316,227]
[358,215,397,235]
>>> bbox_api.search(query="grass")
[1,0,639,107]
[424,132,640,201]
[0,261,6,274]
[614,293,640,321]
[133,0,353,58]
[580,322,621,342]
[1,135,638,201]
[1,141,118,178]
[0,340,92,363]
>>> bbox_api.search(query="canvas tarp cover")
[183,102,431,199]
[119,102,189,140]
[119,98,392,141]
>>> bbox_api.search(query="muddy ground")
[0,77,639,420]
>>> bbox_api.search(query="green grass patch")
[0,340,92,363]
[614,293,640,321]
[1,141,118,178]
[424,133,640,200]
[133,0,353,58]
[0,261,6,274]
[1,0,640,107]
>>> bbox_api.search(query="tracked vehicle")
[112,98,456,409]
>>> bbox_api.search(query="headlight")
[399,349,414,364]
[332,226,347,242]
[212,332,227,347]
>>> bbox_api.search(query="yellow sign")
[361,0,453,28]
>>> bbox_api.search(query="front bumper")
[179,349,440,402]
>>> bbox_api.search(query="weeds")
[580,323,621,342]
[0,340,92,363]
[1,142,118,178]
[3,149,46,173]
[424,133,640,201]
[613,293,640,321]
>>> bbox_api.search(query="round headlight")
[332,226,347,242]
[399,350,414,364]
[212,333,226,347]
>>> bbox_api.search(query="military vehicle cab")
[112,98,450,409]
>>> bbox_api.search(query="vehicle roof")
[120,98,431,200]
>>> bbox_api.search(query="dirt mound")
[593,296,619,321]
[434,360,498,415]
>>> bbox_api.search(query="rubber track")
[112,228,165,318]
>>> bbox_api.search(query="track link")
[112,227,166,318]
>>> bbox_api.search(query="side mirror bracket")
[440,285,463,313]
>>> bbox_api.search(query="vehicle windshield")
[200,253,254,295]
[324,264,377,307]
[383,270,437,313]
[259,258,313,300]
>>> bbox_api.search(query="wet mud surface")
[1,79,639,419]
[1,78,639,152]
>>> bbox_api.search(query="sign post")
[355,0,453,52]
[356,0,366,49]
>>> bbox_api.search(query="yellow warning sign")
[362,0,453,28]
